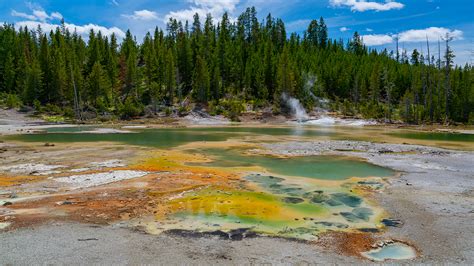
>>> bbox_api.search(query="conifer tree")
[318,17,328,48]
[275,46,296,102]
[88,61,111,107]
[0,8,471,124]
[2,52,15,93]
[24,58,43,104]
[193,55,210,104]
[164,48,176,105]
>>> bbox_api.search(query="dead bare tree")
[421,42,427,114]
[71,68,82,121]
[443,33,454,122]
[426,36,433,122]
[394,34,400,62]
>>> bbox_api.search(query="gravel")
[0,222,361,265]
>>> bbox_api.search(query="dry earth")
[1,108,473,264]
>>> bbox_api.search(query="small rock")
[58,201,74,205]
[381,218,404,227]
[77,238,99,241]
[378,149,394,154]
[2,201,13,206]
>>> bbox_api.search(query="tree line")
[0,7,472,123]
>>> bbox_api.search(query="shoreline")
[2,108,474,136]
[0,109,473,264]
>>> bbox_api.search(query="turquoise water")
[6,127,394,180]
[188,148,394,180]
[5,125,400,241]
[6,127,337,148]
[7,126,471,149]
[362,243,417,261]
[7,129,233,148]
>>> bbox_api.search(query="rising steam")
[281,93,308,122]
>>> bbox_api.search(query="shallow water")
[7,125,473,150]
[361,242,417,261]
[8,128,232,148]
[153,146,392,239]
[187,148,393,180]
[4,126,396,239]
[164,173,381,240]
[7,126,339,148]
[4,125,463,244]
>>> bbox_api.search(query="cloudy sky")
[1,0,472,65]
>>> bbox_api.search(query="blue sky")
[1,0,472,65]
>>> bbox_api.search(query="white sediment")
[0,163,64,175]
[81,128,133,134]
[69,167,91,173]
[54,170,148,189]
[122,125,147,129]
[0,222,11,230]
[183,114,230,125]
[89,160,125,168]
[295,115,377,126]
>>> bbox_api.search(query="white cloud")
[362,27,463,46]
[398,27,463,42]
[11,3,123,40]
[164,0,239,23]
[11,10,36,20]
[330,0,405,12]
[191,0,239,10]
[340,26,350,32]
[32,9,50,21]
[15,20,126,39]
[51,12,63,20]
[362,34,394,45]
[122,10,158,21]
[111,0,119,6]
[11,2,125,39]
[366,28,373,32]
[11,7,63,22]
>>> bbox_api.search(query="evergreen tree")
[121,30,138,98]
[318,17,328,48]
[24,58,43,104]
[177,25,193,94]
[411,49,420,65]
[2,52,15,92]
[275,46,296,102]
[164,48,176,105]
[193,55,210,104]
[88,61,111,107]
[0,8,471,124]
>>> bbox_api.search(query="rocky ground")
[0,108,78,135]
[1,108,473,264]
[0,222,364,265]
[262,140,474,263]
